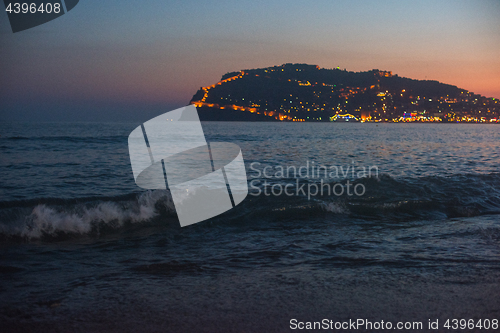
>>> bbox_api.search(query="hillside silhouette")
[190,63,499,122]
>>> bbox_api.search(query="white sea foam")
[3,190,175,238]
[320,201,349,214]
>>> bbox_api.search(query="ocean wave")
[240,173,500,224]
[320,201,349,214]
[1,173,499,240]
[0,190,175,240]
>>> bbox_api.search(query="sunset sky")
[1,0,499,121]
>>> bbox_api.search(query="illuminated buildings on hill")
[190,64,499,122]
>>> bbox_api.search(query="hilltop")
[190,63,499,122]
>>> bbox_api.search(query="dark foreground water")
[1,122,499,332]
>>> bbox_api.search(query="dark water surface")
[1,122,499,332]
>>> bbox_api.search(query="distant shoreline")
[198,120,500,124]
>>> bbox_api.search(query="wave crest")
[1,190,175,239]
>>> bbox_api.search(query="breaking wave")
[1,173,499,240]
[0,190,175,239]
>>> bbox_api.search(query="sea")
[1,121,499,332]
